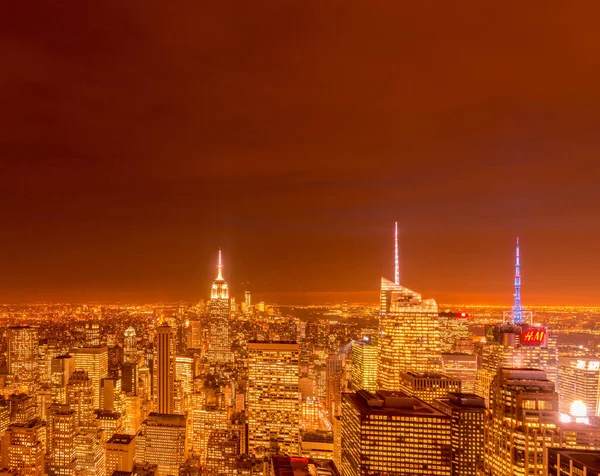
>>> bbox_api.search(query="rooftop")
[107,433,136,445]
[344,390,448,417]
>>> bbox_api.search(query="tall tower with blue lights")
[504,237,532,325]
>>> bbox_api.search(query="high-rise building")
[84,323,101,347]
[66,370,95,430]
[122,362,138,396]
[558,357,600,416]
[187,406,228,462]
[438,311,470,353]
[51,355,75,404]
[175,355,194,397]
[483,368,558,476]
[205,430,239,475]
[341,389,451,476]
[398,371,461,404]
[100,377,122,413]
[134,413,187,476]
[547,448,600,476]
[350,336,378,392]
[326,354,344,420]
[156,325,175,414]
[432,393,485,476]
[106,434,136,473]
[378,224,441,390]
[1,419,46,476]
[8,394,36,424]
[441,353,478,393]
[47,403,77,476]
[187,320,202,350]
[71,347,109,409]
[7,326,39,390]
[74,431,105,476]
[208,250,231,363]
[124,327,138,364]
[247,341,300,454]
[477,238,557,404]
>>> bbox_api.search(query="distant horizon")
[2,289,599,308]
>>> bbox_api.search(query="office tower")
[124,327,138,364]
[433,393,485,476]
[74,432,105,476]
[94,410,123,438]
[72,346,109,409]
[1,419,46,476]
[477,243,557,402]
[122,395,143,435]
[477,324,558,403]
[175,355,194,396]
[245,290,252,315]
[441,353,478,393]
[547,448,600,476]
[326,354,344,419]
[66,370,95,429]
[100,377,122,413]
[208,250,231,363]
[7,326,39,389]
[39,339,60,385]
[8,394,36,424]
[134,413,187,476]
[122,362,138,395]
[51,355,75,404]
[378,224,441,390]
[47,403,77,476]
[187,406,228,462]
[106,434,136,473]
[438,310,470,353]
[156,324,175,414]
[247,341,300,454]
[187,320,202,350]
[484,368,558,476]
[206,430,239,474]
[350,336,378,392]
[85,323,101,347]
[398,371,461,404]
[558,357,600,416]
[341,390,451,476]
[0,399,10,436]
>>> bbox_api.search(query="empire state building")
[208,250,232,363]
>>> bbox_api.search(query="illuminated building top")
[211,249,229,300]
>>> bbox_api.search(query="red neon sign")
[521,328,546,345]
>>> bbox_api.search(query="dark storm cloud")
[1,1,600,304]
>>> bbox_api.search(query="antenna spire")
[394,222,399,285]
[217,249,224,281]
[513,236,523,324]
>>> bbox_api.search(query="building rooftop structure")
[345,389,447,417]
[270,455,339,476]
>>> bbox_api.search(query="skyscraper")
[398,371,461,404]
[433,393,485,476]
[51,355,75,404]
[378,224,441,390]
[483,368,558,476]
[350,336,378,392]
[84,323,101,347]
[1,419,46,476]
[557,357,600,416]
[71,346,109,409]
[66,370,95,430]
[7,326,39,390]
[124,327,138,364]
[208,250,231,363]
[341,390,451,476]
[47,403,77,476]
[156,324,175,414]
[476,239,557,403]
[247,341,300,454]
[134,413,187,476]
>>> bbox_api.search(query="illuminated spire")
[394,221,399,285]
[216,249,224,281]
[512,236,523,324]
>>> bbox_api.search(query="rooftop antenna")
[394,222,399,285]
[217,249,224,281]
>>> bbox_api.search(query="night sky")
[1,2,600,305]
